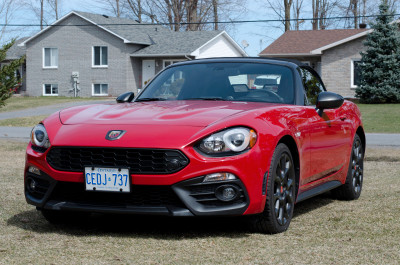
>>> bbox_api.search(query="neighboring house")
[1,37,28,93]
[259,29,371,98]
[19,11,246,97]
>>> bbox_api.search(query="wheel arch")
[277,135,300,198]
[356,126,366,150]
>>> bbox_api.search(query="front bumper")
[25,170,249,216]
[25,142,272,216]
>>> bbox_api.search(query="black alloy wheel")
[251,143,296,234]
[273,152,295,226]
[333,134,364,200]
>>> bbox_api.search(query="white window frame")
[43,48,58,69]
[92,46,108,68]
[351,59,361,88]
[163,59,185,69]
[43,84,58,96]
[92,83,109,96]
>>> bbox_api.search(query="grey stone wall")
[321,37,366,98]
[26,14,143,97]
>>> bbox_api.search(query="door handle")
[340,116,347,121]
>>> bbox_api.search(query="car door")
[299,67,351,186]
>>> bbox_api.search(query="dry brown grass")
[0,142,399,264]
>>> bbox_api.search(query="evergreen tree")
[0,39,25,107]
[356,0,400,103]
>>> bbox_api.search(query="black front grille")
[46,147,189,174]
[50,182,185,208]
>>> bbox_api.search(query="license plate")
[84,167,130,193]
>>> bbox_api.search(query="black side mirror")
[316,91,344,110]
[116,92,135,103]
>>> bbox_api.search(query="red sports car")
[25,58,365,233]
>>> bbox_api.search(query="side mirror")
[316,91,344,110]
[116,92,135,103]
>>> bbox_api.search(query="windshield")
[137,62,295,104]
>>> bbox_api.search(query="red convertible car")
[25,58,365,233]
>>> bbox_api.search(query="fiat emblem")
[106,130,126,140]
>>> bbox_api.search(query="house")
[1,37,28,93]
[19,11,246,97]
[259,29,371,98]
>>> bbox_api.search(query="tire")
[332,134,364,200]
[41,209,89,224]
[250,143,296,234]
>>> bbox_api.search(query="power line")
[0,14,398,27]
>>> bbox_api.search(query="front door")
[142,60,155,88]
[299,67,350,187]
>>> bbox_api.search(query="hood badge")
[106,130,126,140]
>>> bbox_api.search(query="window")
[299,67,325,105]
[139,62,294,104]
[351,60,361,88]
[93,46,108,67]
[43,84,58,96]
[163,60,184,69]
[93,84,108,96]
[43,48,58,68]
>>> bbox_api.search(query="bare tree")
[0,0,18,40]
[47,0,59,20]
[283,0,293,31]
[292,0,304,30]
[212,0,218,30]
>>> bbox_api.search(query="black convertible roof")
[174,57,305,68]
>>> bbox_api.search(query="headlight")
[197,127,257,156]
[31,124,51,149]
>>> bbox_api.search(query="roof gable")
[20,11,167,46]
[259,29,369,56]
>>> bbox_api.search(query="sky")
[1,0,342,56]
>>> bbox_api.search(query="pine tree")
[0,39,25,107]
[356,0,400,103]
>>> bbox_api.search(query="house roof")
[259,29,370,56]
[131,30,222,57]
[20,11,168,46]
[5,37,28,60]
[18,11,245,57]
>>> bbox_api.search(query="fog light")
[215,185,239,202]
[26,178,37,191]
[28,166,41,175]
[203,173,236,182]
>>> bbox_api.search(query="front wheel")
[251,143,296,234]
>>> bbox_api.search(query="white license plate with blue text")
[85,167,130,193]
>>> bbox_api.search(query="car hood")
[59,100,278,127]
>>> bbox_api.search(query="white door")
[142,60,155,88]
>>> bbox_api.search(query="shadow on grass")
[7,194,336,237]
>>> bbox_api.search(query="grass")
[0,96,109,113]
[0,140,399,264]
[357,103,400,133]
[0,115,49,127]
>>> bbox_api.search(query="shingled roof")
[132,30,222,56]
[5,37,28,60]
[259,29,370,56]
[19,11,245,57]
[74,11,168,45]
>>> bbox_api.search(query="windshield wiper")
[135,97,167,102]
[184,97,226,101]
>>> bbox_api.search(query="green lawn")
[357,104,400,133]
[0,96,110,113]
